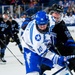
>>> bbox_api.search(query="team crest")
[35,34,41,41]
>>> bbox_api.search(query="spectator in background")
[58,0,63,7]
[70,1,75,8]
[13,14,19,22]
[63,12,75,25]
[29,0,34,7]
[39,0,51,6]
[18,13,25,28]
[20,6,24,15]
[66,5,73,16]
[10,0,15,5]
[4,0,11,5]
[0,0,2,5]
[63,0,69,13]
[13,3,19,16]
[21,0,27,5]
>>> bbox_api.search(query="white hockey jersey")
[22,15,58,61]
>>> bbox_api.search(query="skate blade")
[0,61,6,65]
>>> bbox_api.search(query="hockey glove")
[52,55,66,67]
[57,56,67,67]
[53,55,75,67]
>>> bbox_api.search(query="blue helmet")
[35,10,49,25]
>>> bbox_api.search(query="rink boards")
[67,26,75,40]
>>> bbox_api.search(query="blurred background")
[0,0,75,39]
[0,0,75,18]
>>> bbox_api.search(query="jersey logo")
[37,46,43,53]
[35,34,41,41]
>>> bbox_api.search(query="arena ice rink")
[0,42,75,75]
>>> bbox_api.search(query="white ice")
[0,42,75,75]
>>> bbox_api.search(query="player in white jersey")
[22,10,72,75]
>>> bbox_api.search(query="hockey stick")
[52,67,65,75]
[54,47,73,75]
[53,55,75,75]
[0,39,24,65]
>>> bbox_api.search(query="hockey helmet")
[49,4,63,23]
[49,4,63,13]
[35,10,49,25]
[2,11,10,21]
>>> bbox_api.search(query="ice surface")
[0,42,25,75]
[0,42,75,75]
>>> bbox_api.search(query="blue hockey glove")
[52,55,73,67]
[57,55,75,67]
[52,55,66,67]
[52,54,75,67]
[57,56,67,66]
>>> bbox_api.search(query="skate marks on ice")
[0,42,75,75]
[0,42,25,75]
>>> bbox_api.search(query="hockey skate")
[20,49,24,54]
[19,46,24,54]
[0,57,6,64]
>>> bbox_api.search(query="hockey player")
[0,12,12,63]
[9,17,23,54]
[40,4,75,74]
[18,17,31,55]
[22,10,73,75]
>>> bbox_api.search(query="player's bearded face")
[38,24,47,30]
